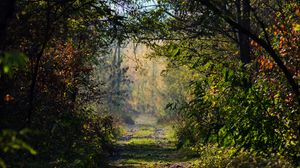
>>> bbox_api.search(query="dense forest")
[0,0,299,167]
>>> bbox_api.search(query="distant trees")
[121,44,167,118]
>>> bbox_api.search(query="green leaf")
[22,143,37,155]
[0,158,6,168]
[204,61,212,70]
[0,52,28,76]
[3,66,9,74]
[222,68,228,81]
[172,48,180,57]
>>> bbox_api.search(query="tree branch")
[199,0,299,104]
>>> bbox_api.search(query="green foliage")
[0,0,299,167]
[192,143,292,167]
[168,51,299,162]
[149,26,299,165]
[0,129,36,168]
[0,52,28,76]
[0,0,133,167]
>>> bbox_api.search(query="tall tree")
[236,0,251,64]
[0,0,15,50]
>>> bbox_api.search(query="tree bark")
[236,0,251,64]
[0,0,16,50]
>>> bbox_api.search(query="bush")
[192,144,292,168]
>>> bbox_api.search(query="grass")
[109,114,293,168]
[133,127,154,138]
[109,122,197,168]
[128,138,156,145]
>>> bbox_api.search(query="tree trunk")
[0,1,16,129]
[116,43,122,92]
[26,0,51,125]
[0,0,16,50]
[237,0,251,64]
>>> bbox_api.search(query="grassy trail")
[109,115,197,168]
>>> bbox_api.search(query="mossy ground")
[109,115,198,168]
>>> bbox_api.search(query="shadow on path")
[109,124,196,168]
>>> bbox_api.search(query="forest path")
[109,115,197,168]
